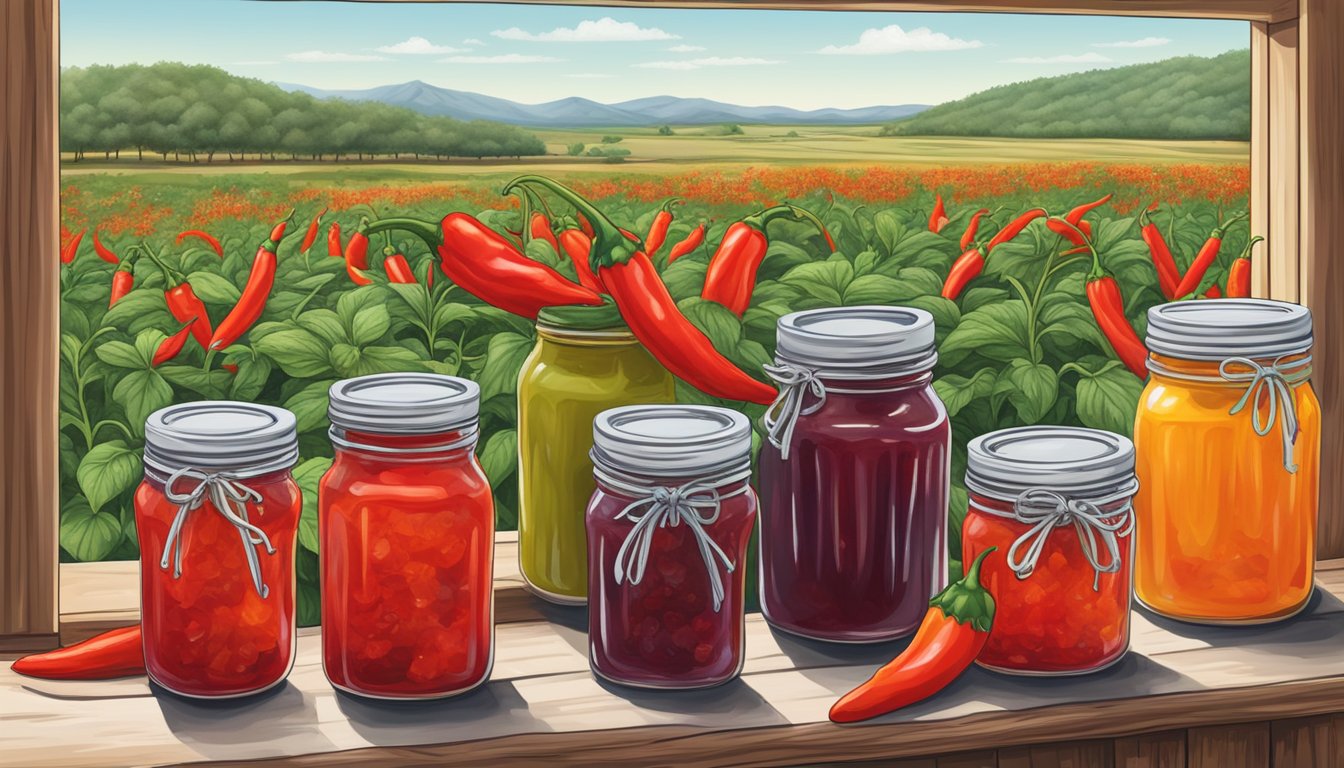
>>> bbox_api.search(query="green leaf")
[948,483,969,561]
[329,343,361,376]
[113,369,174,429]
[157,365,231,398]
[1076,365,1145,437]
[780,260,853,307]
[293,456,332,553]
[933,368,997,419]
[873,209,904,257]
[94,340,145,370]
[961,287,1010,315]
[1000,359,1059,423]
[479,428,518,488]
[841,274,904,305]
[478,332,533,401]
[296,309,348,346]
[678,297,743,353]
[297,581,321,628]
[662,258,708,302]
[59,495,124,562]
[255,328,334,378]
[284,379,337,433]
[77,440,141,514]
[103,289,173,334]
[229,356,273,400]
[940,300,1031,366]
[336,285,388,328]
[350,345,425,376]
[350,305,392,347]
[134,329,170,366]
[186,270,242,305]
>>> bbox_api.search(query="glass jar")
[135,402,301,698]
[586,405,758,689]
[759,306,949,643]
[962,426,1137,675]
[321,374,494,699]
[517,303,675,605]
[1135,299,1319,624]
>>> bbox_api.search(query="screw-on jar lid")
[328,373,479,435]
[965,426,1136,501]
[775,305,937,377]
[1146,299,1313,361]
[144,402,299,477]
[592,405,751,477]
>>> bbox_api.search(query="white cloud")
[285,50,387,63]
[637,56,782,71]
[437,54,563,64]
[376,36,462,54]
[667,44,705,52]
[816,24,983,55]
[493,17,678,43]
[565,73,618,79]
[1004,52,1112,64]
[232,61,276,66]
[1094,37,1171,48]
[462,38,486,47]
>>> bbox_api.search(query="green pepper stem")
[929,547,997,632]
[502,175,639,268]
[362,217,444,252]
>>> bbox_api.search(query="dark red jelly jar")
[321,374,495,699]
[135,402,302,698]
[759,306,949,643]
[962,426,1137,675]
[586,405,758,689]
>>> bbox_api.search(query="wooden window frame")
[2,0,1340,652]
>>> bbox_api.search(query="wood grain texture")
[1112,731,1185,768]
[937,753,998,768]
[1249,21,1271,297]
[1300,0,1344,559]
[1266,18,1300,304]
[998,740,1113,768]
[0,0,59,650]
[1188,723,1270,768]
[1271,714,1344,767]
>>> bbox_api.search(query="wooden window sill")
[5,549,1343,767]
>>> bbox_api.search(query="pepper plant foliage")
[59,187,1251,621]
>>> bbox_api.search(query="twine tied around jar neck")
[762,363,827,460]
[161,467,277,599]
[1220,356,1309,473]
[971,488,1134,591]
[595,466,751,613]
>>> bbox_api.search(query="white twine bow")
[762,362,827,460]
[1220,356,1303,473]
[611,480,737,612]
[1003,489,1133,591]
[162,468,277,599]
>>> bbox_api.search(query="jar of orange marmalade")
[1135,299,1320,624]
[321,374,495,699]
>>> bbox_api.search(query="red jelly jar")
[135,402,301,698]
[759,306,949,642]
[320,374,495,699]
[586,405,758,689]
[962,426,1138,675]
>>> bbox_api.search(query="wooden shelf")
[5,555,1344,766]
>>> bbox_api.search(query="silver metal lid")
[774,306,937,377]
[328,373,480,435]
[965,426,1136,501]
[592,405,751,477]
[1146,299,1313,361]
[144,402,299,477]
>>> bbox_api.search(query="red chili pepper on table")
[361,213,604,320]
[175,229,224,258]
[667,224,707,263]
[505,175,777,404]
[300,207,327,254]
[960,208,990,251]
[700,204,833,316]
[929,193,950,234]
[558,227,604,292]
[1225,236,1261,298]
[344,225,373,287]
[92,231,119,265]
[382,246,417,284]
[154,321,196,367]
[643,197,683,258]
[941,208,1046,300]
[10,625,145,680]
[1171,212,1248,300]
[109,262,135,308]
[209,210,293,351]
[1140,205,1182,300]
[829,549,997,724]
[135,245,214,350]
[59,229,86,264]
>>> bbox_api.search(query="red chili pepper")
[222,363,239,375]
[92,231,119,265]
[109,262,134,308]
[558,227,604,292]
[209,210,292,350]
[383,247,417,284]
[10,625,144,680]
[1047,217,1088,247]
[300,207,327,254]
[136,245,213,349]
[530,212,560,253]
[1088,274,1149,377]
[176,229,224,258]
[929,193,950,234]
[1140,206,1182,300]
[985,208,1047,252]
[344,227,373,286]
[941,248,984,300]
[1064,192,1113,240]
[507,175,777,404]
[1223,235,1261,298]
[701,204,832,316]
[327,222,343,258]
[1204,284,1222,299]
[667,224,707,263]
[60,229,86,264]
[643,198,683,258]
[829,549,996,723]
[1172,212,1248,299]
[960,208,990,251]
[577,212,596,238]
[362,213,603,320]
[153,321,195,366]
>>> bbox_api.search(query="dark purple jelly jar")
[586,405,758,689]
[759,306,950,643]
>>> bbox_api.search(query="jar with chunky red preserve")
[961,426,1137,675]
[321,373,494,699]
[135,402,302,698]
[759,306,949,643]
[586,405,758,689]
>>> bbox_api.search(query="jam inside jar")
[321,374,495,699]
[586,405,758,689]
[135,402,302,698]
[962,426,1137,676]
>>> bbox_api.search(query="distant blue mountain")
[275,80,929,127]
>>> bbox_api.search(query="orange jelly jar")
[961,426,1137,675]
[320,374,495,699]
[1135,300,1319,624]
[136,402,302,698]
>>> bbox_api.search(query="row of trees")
[60,63,546,161]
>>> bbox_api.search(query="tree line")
[60,63,547,162]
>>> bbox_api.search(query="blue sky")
[61,1,1248,109]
